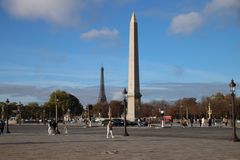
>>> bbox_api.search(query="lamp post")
[122,88,129,136]
[18,101,22,125]
[179,104,183,125]
[6,99,10,133]
[67,108,71,122]
[88,105,93,127]
[1,102,4,120]
[160,108,164,128]
[108,105,112,119]
[55,96,60,134]
[229,79,239,142]
[43,109,46,125]
[208,103,212,120]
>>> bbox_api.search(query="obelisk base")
[127,96,135,121]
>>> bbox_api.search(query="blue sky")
[0,0,240,105]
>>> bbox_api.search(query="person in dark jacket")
[0,120,5,135]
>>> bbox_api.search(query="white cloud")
[80,28,119,40]
[169,0,240,35]
[169,12,203,34]
[0,83,229,105]
[1,0,84,25]
[111,91,122,101]
[204,0,240,13]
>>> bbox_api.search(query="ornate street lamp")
[43,109,46,125]
[1,101,4,120]
[55,96,60,134]
[229,79,239,142]
[6,99,10,133]
[88,104,93,127]
[160,108,164,128]
[18,101,22,125]
[108,105,112,119]
[122,88,129,136]
[67,108,71,122]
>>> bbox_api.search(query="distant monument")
[127,12,142,121]
[97,65,107,103]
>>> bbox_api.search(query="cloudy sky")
[0,0,239,105]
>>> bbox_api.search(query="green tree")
[21,102,41,120]
[211,92,225,100]
[45,90,84,120]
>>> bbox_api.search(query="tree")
[92,102,109,118]
[21,102,41,120]
[211,92,225,100]
[45,90,84,120]
[138,103,153,117]
[109,100,124,118]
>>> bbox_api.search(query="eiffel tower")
[97,65,107,103]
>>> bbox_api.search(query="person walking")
[0,120,5,135]
[63,122,68,134]
[137,118,141,128]
[201,117,205,127]
[52,120,57,135]
[147,118,152,128]
[198,118,202,127]
[190,117,194,127]
[48,120,54,135]
[223,117,228,127]
[182,118,188,128]
[106,120,114,138]
[208,118,212,127]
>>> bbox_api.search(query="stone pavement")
[0,125,240,160]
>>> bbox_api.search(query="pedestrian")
[212,118,216,127]
[182,118,188,128]
[190,117,194,127]
[63,122,68,134]
[147,118,152,128]
[201,117,205,127]
[208,118,212,127]
[84,118,88,128]
[106,120,114,138]
[137,118,141,127]
[0,120,5,135]
[48,120,54,135]
[52,120,57,134]
[223,117,228,127]
[198,118,202,127]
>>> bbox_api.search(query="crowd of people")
[0,116,234,138]
[181,116,229,128]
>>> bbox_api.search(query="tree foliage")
[1,91,239,121]
[45,90,84,119]
[92,102,109,118]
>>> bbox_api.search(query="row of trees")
[91,92,240,120]
[0,90,83,121]
[0,91,240,121]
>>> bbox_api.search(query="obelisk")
[127,12,141,121]
[97,65,107,103]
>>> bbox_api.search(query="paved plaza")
[0,124,240,160]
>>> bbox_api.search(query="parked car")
[126,120,138,126]
[101,118,147,126]
[101,119,125,126]
[112,119,124,126]
[138,120,148,126]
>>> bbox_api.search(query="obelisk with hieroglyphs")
[127,12,141,121]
